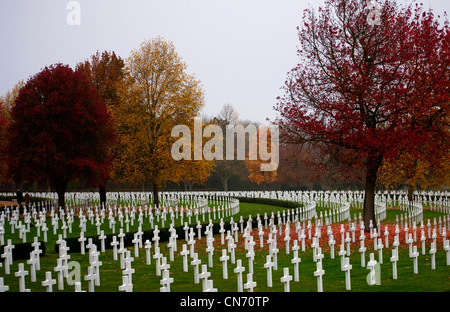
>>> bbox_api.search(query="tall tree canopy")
[274,0,450,229]
[77,50,125,207]
[7,63,115,208]
[112,37,204,206]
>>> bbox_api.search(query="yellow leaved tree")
[112,37,205,206]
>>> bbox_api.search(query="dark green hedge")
[234,196,301,209]
[0,241,46,261]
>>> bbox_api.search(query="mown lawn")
[0,201,449,292]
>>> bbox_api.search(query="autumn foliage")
[77,51,125,205]
[112,37,205,206]
[245,126,278,185]
[7,63,115,208]
[274,0,450,229]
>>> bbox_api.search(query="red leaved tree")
[77,50,124,207]
[274,0,450,230]
[7,63,115,209]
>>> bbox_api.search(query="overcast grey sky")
[0,0,448,124]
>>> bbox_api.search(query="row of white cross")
[1,208,449,292]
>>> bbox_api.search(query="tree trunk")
[363,155,381,232]
[407,184,414,202]
[54,177,68,210]
[99,184,107,209]
[222,177,228,192]
[152,182,159,208]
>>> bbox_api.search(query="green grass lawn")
[1,201,449,292]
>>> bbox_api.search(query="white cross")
[90,255,102,287]
[183,223,189,242]
[54,258,67,290]
[99,230,106,253]
[345,232,351,256]
[15,263,30,292]
[377,238,384,264]
[328,234,336,259]
[27,253,38,282]
[284,232,291,254]
[393,235,400,261]
[3,240,15,272]
[246,246,255,274]
[111,236,119,261]
[153,247,163,276]
[429,241,437,270]
[219,221,226,245]
[206,243,214,268]
[291,247,301,282]
[421,229,427,255]
[341,257,352,290]
[190,253,201,284]
[390,248,398,280]
[444,239,450,265]
[228,236,236,264]
[263,255,274,287]
[139,235,149,261]
[359,239,366,267]
[136,226,144,248]
[351,223,356,242]
[160,269,174,292]
[31,238,42,270]
[41,271,57,292]
[258,226,264,248]
[119,275,133,292]
[132,233,140,258]
[234,259,245,292]
[220,249,230,279]
[160,256,170,272]
[152,226,160,249]
[204,279,218,292]
[199,264,211,291]
[366,253,378,285]
[186,233,196,256]
[281,267,293,292]
[123,251,135,284]
[406,233,414,257]
[373,231,379,251]
[338,244,346,269]
[244,273,257,292]
[299,229,306,251]
[118,228,126,245]
[196,221,202,239]
[0,277,9,292]
[311,236,319,262]
[384,226,390,248]
[271,246,279,270]
[179,244,189,272]
[313,260,325,292]
[411,245,419,274]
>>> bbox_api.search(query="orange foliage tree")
[112,37,205,206]
[245,125,278,185]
